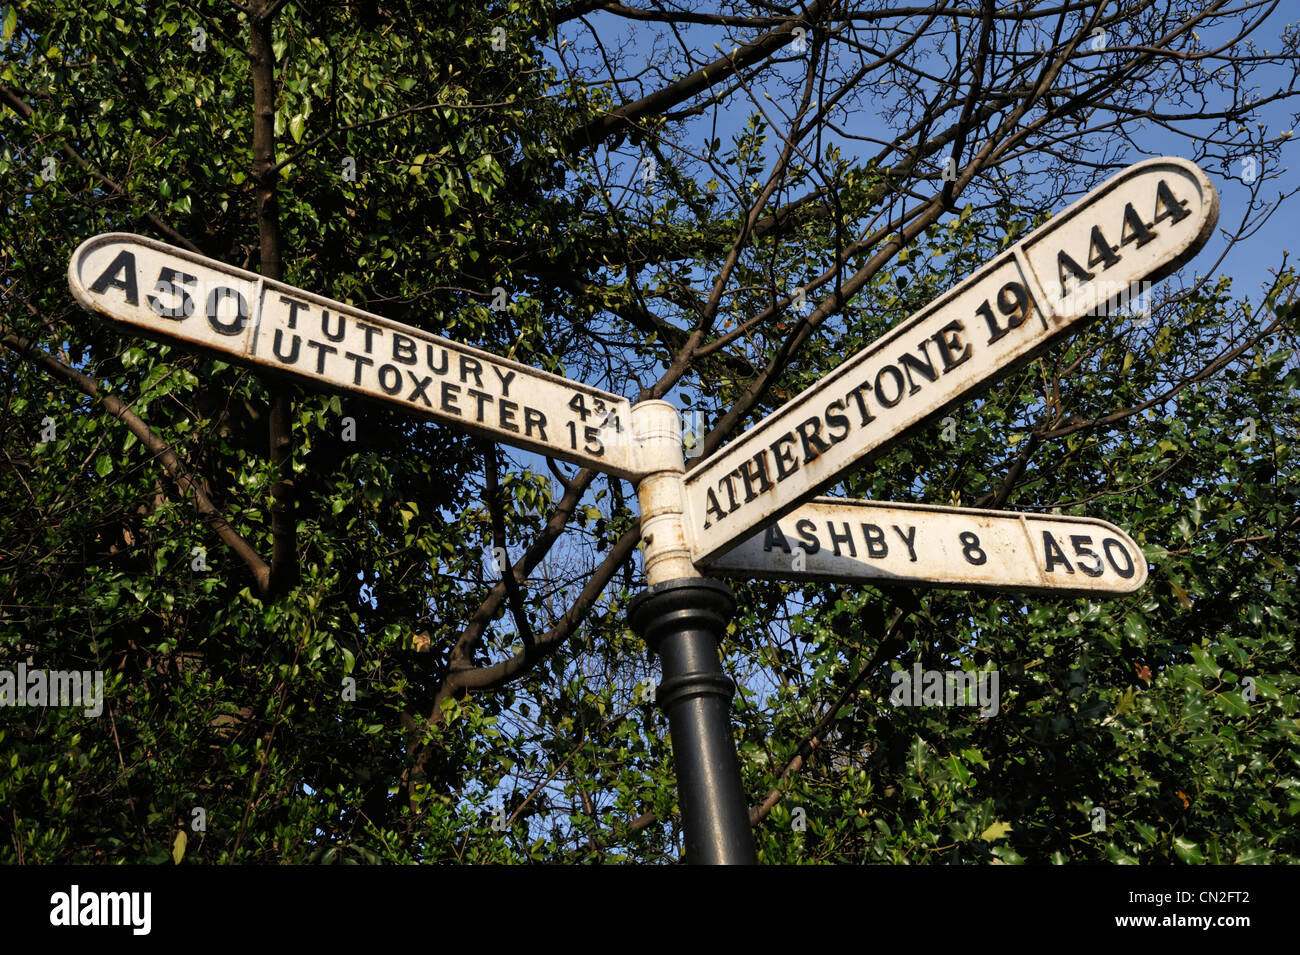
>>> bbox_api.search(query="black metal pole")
[629,577,757,864]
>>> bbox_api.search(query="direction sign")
[685,157,1218,563]
[68,234,641,478]
[704,497,1148,595]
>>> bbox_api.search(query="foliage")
[1,0,1297,864]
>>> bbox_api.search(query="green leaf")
[1190,646,1221,682]
[946,753,971,787]
[1113,685,1138,718]
[980,820,1012,842]
[1122,613,1149,647]
[1215,690,1251,716]
[992,844,1025,864]
[290,114,306,144]
[1173,837,1204,864]
[2,5,17,43]
[94,454,113,478]
[171,830,187,864]
[1132,820,1159,846]
[1249,676,1281,699]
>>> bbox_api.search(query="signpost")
[705,497,1148,595]
[65,156,1218,866]
[67,234,641,479]
[684,157,1218,563]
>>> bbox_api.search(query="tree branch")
[249,0,297,594]
[1,325,273,593]
[0,83,200,253]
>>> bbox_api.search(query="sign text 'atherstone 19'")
[684,157,1218,563]
[704,498,1148,595]
[68,234,640,478]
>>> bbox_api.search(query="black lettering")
[440,382,461,415]
[795,519,821,555]
[392,333,417,364]
[357,322,383,353]
[524,407,548,441]
[1057,250,1094,298]
[377,364,402,395]
[736,452,773,503]
[862,524,887,558]
[874,365,907,408]
[763,524,792,553]
[770,433,800,480]
[88,250,139,305]
[702,488,727,529]
[892,524,917,562]
[1042,532,1074,574]
[718,471,741,514]
[307,340,336,374]
[824,399,850,443]
[931,320,972,372]
[206,287,248,336]
[1086,225,1121,271]
[147,268,197,319]
[1104,538,1136,578]
[406,372,433,406]
[898,341,938,395]
[467,388,493,422]
[1151,179,1190,227]
[1070,535,1104,576]
[796,417,832,462]
[828,522,856,557]
[279,295,307,329]
[426,345,448,374]
[459,355,484,388]
[959,531,987,565]
[976,300,1004,345]
[978,282,1031,346]
[493,366,516,397]
[344,351,373,385]
[1120,202,1156,248]
[321,310,345,341]
[499,398,519,432]
[272,329,300,364]
[847,382,876,426]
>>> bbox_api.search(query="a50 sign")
[87,250,257,336]
[704,499,1149,595]
[68,233,644,477]
[1041,529,1139,580]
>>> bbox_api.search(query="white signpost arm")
[704,497,1148,595]
[683,157,1218,563]
[68,233,642,479]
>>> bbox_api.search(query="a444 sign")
[685,157,1218,563]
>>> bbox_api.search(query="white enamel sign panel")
[704,498,1148,595]
[69,234,640,477]
[685,157,1218,563]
